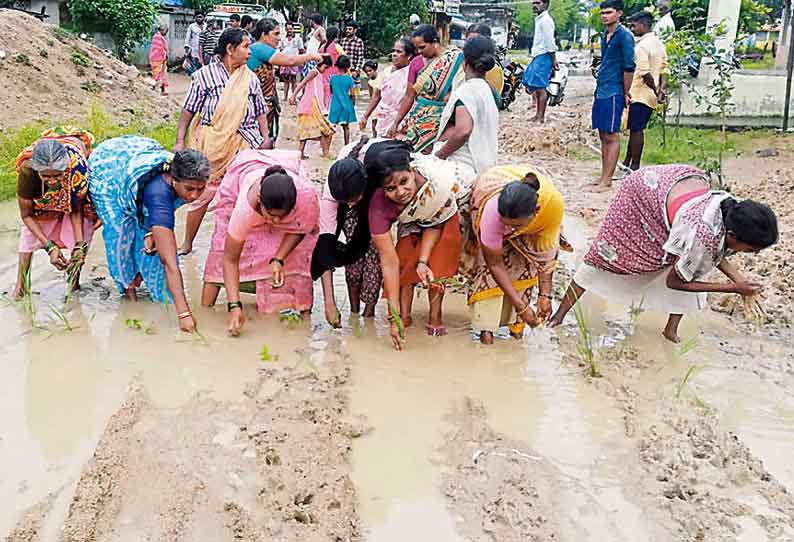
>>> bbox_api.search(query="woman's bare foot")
[402,315,413,328]
[178,243,193,256]
[124,285,138,301]
[663,330,681,343]
[480,331,494,345]
[363,304,376,318]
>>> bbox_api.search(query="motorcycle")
[547,62,569,107]
[500,60,525,111]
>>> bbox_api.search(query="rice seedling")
[628,296,645,325]
[279,309,304,328]
[678,336,699,358]
[387,301,405,341]
[192,328,209,345]
[19,266,36,321]
[431,275,467,289]
[125,318,156,335]
[676,364,703,399]
[47,304,77,332]
[573,300,600,377]
[260,344,279,362]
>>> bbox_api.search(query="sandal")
[426,324,448,337]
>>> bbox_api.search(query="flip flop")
[426,324,448,337]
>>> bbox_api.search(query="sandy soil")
[4,73,794,542]
[0,10,176,131]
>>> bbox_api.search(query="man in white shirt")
[653,0,675,38]
[522,0,558,123]
[183,12,205,75]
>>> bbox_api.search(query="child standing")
[328,55,357,146]
[291,56,334,160]
[362,60,384,136]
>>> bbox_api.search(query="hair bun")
[264,165,287,177]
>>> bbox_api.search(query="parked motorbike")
[547,63,569,107]
[500,60,525,110]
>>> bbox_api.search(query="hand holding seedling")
[732,280,762,297]
[325,304,342,328]
[537,296,552,322]
[179,313,197,333]
[416,261,434,286]
[49,246,68,270]
[271,260,285,289]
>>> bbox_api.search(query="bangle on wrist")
[177,311,192,320]
[227,301,243,312]
[44,240,58,254]
[269,257,285,267]
[517,303,530,316]
[417,259,428,267]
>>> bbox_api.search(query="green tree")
[356,0,427,56]
[184,0,218,14]
[515,0,585,44]
[68,0,157,59]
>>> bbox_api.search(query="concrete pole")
[706,0,741,54]
[777,0,792,70]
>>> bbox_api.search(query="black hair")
[229,13,241,22]
[345,20,358,29]
[336,55,351,70]
[252,18,279,41]
[329,158,367,202]
[396,36,416,57]
[310,13,323,25]
[463,35,496,75]
[466,23,492,38]
[368,143,413,185]
[600,0,624,10]
[721,199,778,249]
[323,26,340,50]
[363,59,378,72]
[318,55,333,67]
[497,175,541,219]
[259,166,297,212]
[628,11,653,26]
[215,28,247,57]
[241,15,253,28]
[412,24,439,44]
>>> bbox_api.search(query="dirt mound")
[0,9,175,131]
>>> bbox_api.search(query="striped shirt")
[182,62,268,148]
[198,28,222,61]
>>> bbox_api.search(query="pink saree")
[149,33,169,89]
[203,149,320,313]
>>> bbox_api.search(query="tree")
[184,0,218,14]
[68,0,157,59]
[515,0,585,45]
[356,0,427,56]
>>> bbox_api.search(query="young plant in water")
[387,301,405,341]
[125,318,156,335]
[260,344,279,362]
[279,309,304,328]
[676,364,705,406]
[47,304,77,333]
[573,300,600,377]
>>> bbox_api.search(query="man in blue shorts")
[592,0,635,189]
[522,0,557,123]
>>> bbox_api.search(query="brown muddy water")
[2,157,794,539]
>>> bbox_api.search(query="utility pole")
[784,4,794,131]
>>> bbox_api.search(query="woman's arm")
[666,266,760,296]
[68,207,85,244]
[293,69,316,96]
[387,85,417,136]
[19,198,68,269]
[270,233,305,288]
[372,232,404,350]
[224,234,246,335]
[174,109,196,151]
[414,225,443,284]
[270,51,322,67]
[717,258,745,284]
[152,225,196,332]
[434,105,473,160]
[359,87,382,130]
[482,244,531,311]
[320,270,341,327]
[256,114,271,148]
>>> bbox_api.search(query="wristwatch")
[227,301,243,312]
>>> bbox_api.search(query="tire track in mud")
[6,358,363,542]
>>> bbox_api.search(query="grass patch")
[740,55,774,71]
[0,103,177,202]
[620,123,767,168]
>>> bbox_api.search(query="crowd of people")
[15,6,779,352]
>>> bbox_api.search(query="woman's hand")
[289,94,297,105]
[49,247,68,271]
[143,233,156,255]
[518,305,540,328]
[173,141,186,152]
[537,296,553,322]
[227,308,245,336]
[325,303,342,328]
[259,138,274,150]
[733,280,762,297]
[271,260,285,288]
[358,117,369,131]
[179,313,197,333]
[389,321,404,351]
[416,261,434,286]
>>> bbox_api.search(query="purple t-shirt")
[479,196,509,250]
[368,188,401,235]
[407,55,426,85]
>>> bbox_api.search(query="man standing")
[229,13,241,29]
[623,11,668,170]
[340,20,365,89]
[241,15,254,41]
[522,0,558,123]
[304,14,325,77]
[183,12,205,75]
[198,19,222,66]
[592,0,635,189]
[653,0,675,38]
[279,22,305,101]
